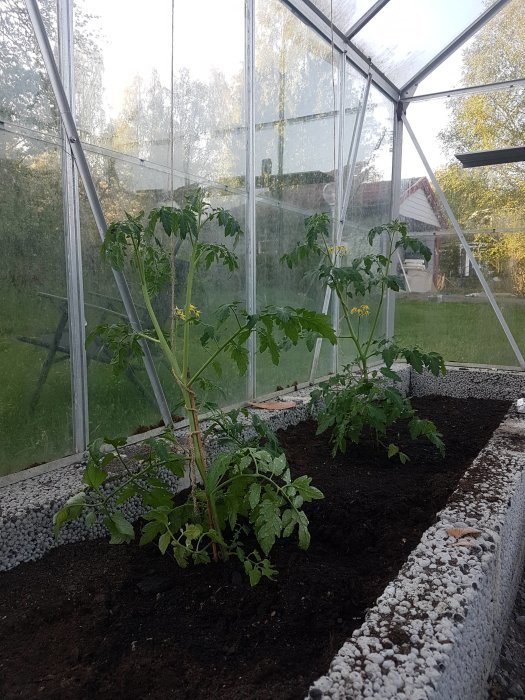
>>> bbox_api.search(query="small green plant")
[55,189,334,583]
[282,216,446,462]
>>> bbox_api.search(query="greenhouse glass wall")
[1,0,525,475]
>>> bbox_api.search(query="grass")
[395,296,525,366]
[4,291,525,477]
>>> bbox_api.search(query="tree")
[0,0,104,139]
[437,0,525,293]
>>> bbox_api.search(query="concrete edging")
[308,366,525,699]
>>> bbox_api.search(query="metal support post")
[402,113,525,369]
[309,68,372,381]
[336,71,372,241]
[385,103,403,339]
[245,0,257,399]
[24,0,173,425]
[330,51,347,375]
[57,0,89,452]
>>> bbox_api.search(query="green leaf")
[158,531,171,555]
[244,559,262,587]
[297,511,311,550]
[105,511,135,545]
[53,491,87,535]
[281,508,297,538]
[192,549,211,565]
[291,475,324,502]
[270,453,288,476]
[139,521,163,546]
[82,461,108,489]
[230,344,249,375]
[183,523,203,543]
[387,443,399,459]
[380,367,400,381]
[254,498,282,555]
[173,542,189,568]
[85,510,97,528]
[248,482,262,509]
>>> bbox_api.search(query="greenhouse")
[1,0,525,698]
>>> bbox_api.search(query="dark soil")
[0,396,510,700]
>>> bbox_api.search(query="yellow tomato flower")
[350,304,370,317]
[188,304,201,318]
[174,306,186,321]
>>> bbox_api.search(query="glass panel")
[394,119,523,367]
[74,0,245,185]
[171,0,245,184]
[80,152,171,441]
[306,0,379,35]
[0,0,60,134]
[182,188,247,407]
[0,130,73,475]
[73,0,172,162]
[352,0,498,88]
[81,151,247,439]
[255,0,338,395]
[415,0,524,96]
[339,87,393,366]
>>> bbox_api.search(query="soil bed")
[0,396,510,700]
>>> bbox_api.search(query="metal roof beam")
[345,0,391,39]
[280,0,400,102]
[405,78,525,103]
[400,0,512,98]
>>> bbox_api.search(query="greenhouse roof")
[283,0,512,99]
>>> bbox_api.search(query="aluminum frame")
[331,51,347,374]
[281,0,511,103]
[404,78,525,104]
[57,0,88,452]
[309,69,372,382]
[345,0,391,39]
[245,0,257,400]
[400,0,512,97]
[280,0,400,102]
[402,113,525,369]
[385,103,403,340]
[24,0,173,430]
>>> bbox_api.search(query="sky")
[75,0,485,181]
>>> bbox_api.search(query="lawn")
[2,293,524,477]
[395,295,525,367]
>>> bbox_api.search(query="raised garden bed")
[0,390,516,700]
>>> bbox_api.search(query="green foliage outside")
[436,0,525,295]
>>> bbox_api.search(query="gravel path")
[488,561,525,699]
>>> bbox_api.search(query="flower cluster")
[350,304,370,317]
[174,304,201,321]
[327,244,348,255]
